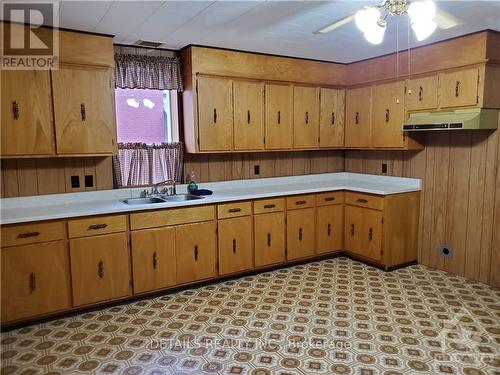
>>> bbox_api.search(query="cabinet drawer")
[253,198,285,214]
[1,221,66,247]
[316,191,344,206]
[286,195,315,210]
[345,192,383,211]
[130,205,215,230]
[217,201,252,219]
[68,215,127,238]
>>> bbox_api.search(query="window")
[115,88,174,144]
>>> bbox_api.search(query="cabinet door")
[345,87,371,148]
[1,241,70,322]
[362,209,383,261]
[293,86,320,149]
[131,227,176,294]
[372,81,405,148]
[52,67,116,155]
[218,216,253,275]
[176,221,217,284]
[440,68,479,108]
[344,205,363,254]
[197,77,233,151]
[234,81,264,150]
[254,212,285,267]
[1,70,54,156]
[70,233,130,306]
[287,208,316,260]
[406,75,438,111]
[265,84,293,149]
[320,88,345,148]
[316,205,343,254]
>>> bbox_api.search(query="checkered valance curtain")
[114,54,183,91]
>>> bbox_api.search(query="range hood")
[403,108,499,131]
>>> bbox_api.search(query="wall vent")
[134,40,163,48]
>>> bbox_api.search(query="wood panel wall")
[345,131,500,287]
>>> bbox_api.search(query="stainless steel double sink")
[122,194,204,205]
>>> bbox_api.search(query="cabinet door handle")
[351,224,355,236]
[228,208,242,213]
[247,110,251,124]
[419,86,423,101]
[385,109,390,122]
[296,200,306,205]
[213,108,217,123]
[455,81,461,97]
[277,111,281,124]
[152,251,157,270]
[80,103,86,121]
[355,112,359,124]
[98,261,104,279]
[305,111,309,124]
[331,112,335,125]
[88,223,108,230]
[299,228,303,241]
[29,272,36,292]
[267,233,271,247]
[194,245,199,261]
[17,231,40,238]
[232,239,237,254]
[324,197,335,202]
[357,198,368,203]
[327,223,332,237]
[12,100,20,120]
[369,228,373,241]
[264,204,276,209]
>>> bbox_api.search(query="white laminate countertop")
[0,173,421,225]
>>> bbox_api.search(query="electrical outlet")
[71,175,80,188]
[381,163,388,174]
[254,165,260,175]
[440,244,453,258]
[85,175,94,188]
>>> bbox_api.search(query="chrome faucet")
[152,179,176,196]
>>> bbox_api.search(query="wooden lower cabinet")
[287,208,316,260]
[131,227,177,294]
[344,205,382,261]
[176,222,217,284]
[254,212,286,267]
[218,216,253,275]
[70,233,130,306]
[1,241,71,322]
[316,205,343,254]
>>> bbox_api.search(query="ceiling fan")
[314,0,461,44]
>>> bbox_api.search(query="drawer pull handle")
[228,208,242,213]
[194,245,199,261]
[327,223,332,237]
[351,224,355,236]
[357,198,368,203]
[247,110,251,124]
[296,200,306,205]
[232,239,237,254]
[88,223,108,230]
[385,109,390,122]
[12,100,20,120]
[331,112,335,125]
[277,111,281,124]
[29,272,36,292]
[355,112,359,124]
[455,81,460,97]
[98,261,104,279]
[153,252,157,270]
[369,228,373,241]
[213,108,217,123]
[264,204,276,209]
[419,86,423,101]
[299,228,303,241]
[324,197,335,202]
[267,233,271,247]
[81,103,86,121]
[305,111,309,125]
[17,231,40,238]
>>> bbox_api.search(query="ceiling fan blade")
[435,8,461,30]
[314,14,355,34]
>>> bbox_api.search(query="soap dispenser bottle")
[187,171,198,194]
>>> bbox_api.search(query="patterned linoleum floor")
[1,257,499,375]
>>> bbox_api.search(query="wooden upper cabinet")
[1,70,54,157]
[320,88,345,148]
[439,68,480,108]
[52,67,116,155]
[406,75,438,111]
[197,77,233,151]
[293,86,320,149]
[345,87,371,148]
[233,80,264,150]
[372,81,406,148]
[265,84,293,149]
